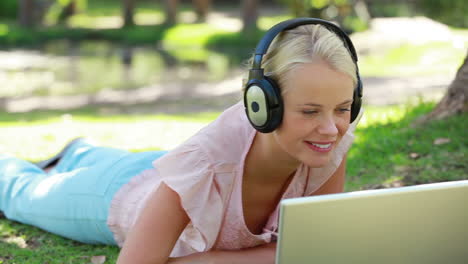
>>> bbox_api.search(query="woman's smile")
[304,141,335,153]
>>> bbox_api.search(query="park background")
[0,0,467,263]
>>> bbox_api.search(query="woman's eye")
[302,110,318,115]
[338,108,351,113]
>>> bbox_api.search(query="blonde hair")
[243,24,357,94]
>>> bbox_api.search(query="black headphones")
[244,18,363,133]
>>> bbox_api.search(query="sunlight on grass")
[0,24,8,36]
[1,120,208,160]
[66,9,165,28]
[166,46,212,62]
[358,105,409,128]
[0,110,221,161]
[258,15,294,30]
[360,40,466,77]
[135,12,165,25]
[0,220,120,264]
[162,23,228,48]
[68,14,123,29]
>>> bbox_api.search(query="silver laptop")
[276,180,468,264]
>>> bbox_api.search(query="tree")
[416,50,468,124]
[18,0,34,27]
[242,0,259,33]
[123,0,135,27]
[193,0,211,22]
[163,0,211,24]
[42,0,85,26]
[164,0,178,25]
[0,0,18,19]
[58,0,77,24]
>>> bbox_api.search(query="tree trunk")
[193,0,211,22]
[123,0,135,27]
[292,0,308,17]
[18,0,34,27]
[242,0,258,33]
[415,50,468,124]
[58,0,77,24]
[164,0,178,25]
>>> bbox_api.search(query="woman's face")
[273,60,355,168]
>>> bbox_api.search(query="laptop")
[276,180,468,264]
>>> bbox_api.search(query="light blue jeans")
[0,140,167,245]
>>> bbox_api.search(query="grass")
[0,221,119,264]
[359,39,467,77]
[346,103,468,191]
[0,102,467,262]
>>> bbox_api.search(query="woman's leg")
[0,140,167,245]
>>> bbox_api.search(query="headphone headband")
[251,18,358,71]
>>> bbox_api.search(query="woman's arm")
[116,182,190,264]
[312,155,347,195]
[117,156,346,264]
[167,242,277,264]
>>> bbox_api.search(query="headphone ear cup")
[350,81,362,123]
[244,77,283,133]
[245,82,270,128]
[263,76,283,131]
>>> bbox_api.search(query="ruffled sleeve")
[304,108,364,195]
[152,141,223,256]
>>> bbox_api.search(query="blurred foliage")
[0,24,170,47]
[363,0,467,28]
[367,1,414,17]
[279,0,468,30]
[278,0,369,32]
[416,0,468,28]
[0,0,18,19]
[45,0,88,25]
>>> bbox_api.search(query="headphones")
[244,18,363,133]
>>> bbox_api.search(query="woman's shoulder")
[190,101,255,165]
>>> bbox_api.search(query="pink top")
[107,101,361,257]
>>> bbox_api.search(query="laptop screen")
[276,180,468,264]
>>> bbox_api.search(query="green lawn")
[0,102,467,263]
[346,103,467,191]
[359,40,467,77]
[0,221,120,264]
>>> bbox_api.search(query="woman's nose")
[317,116,339,136]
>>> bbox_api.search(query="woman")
[0,18,362,264]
